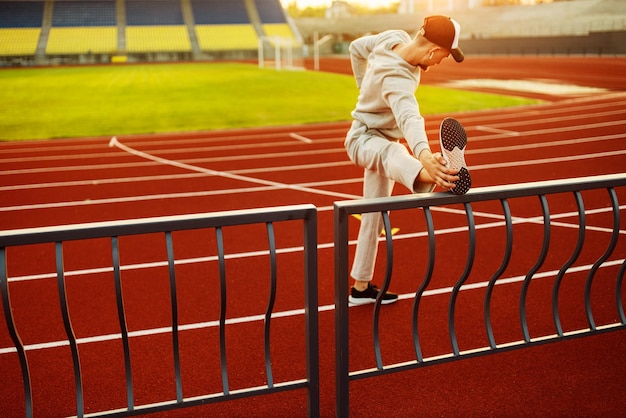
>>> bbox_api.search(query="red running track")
[0,57,625,417]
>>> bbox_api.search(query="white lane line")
[2,126,622,180]
[0,136,338,164]
[0,161,354,192]
[2,258,623,355]
[289,132,313,144]
[476,126,520,136]
[5,204,624,284]
[453,98,626,126]
[0,178,362,212]
[470,149,626,170]
[465,133,624,156]
[2,107,624,164]
[444,79,610,95]
[2,145,624,213]
[109,136,356,200]
[466,120,626,144]
[0,129,334,156]
[0,147,346,176]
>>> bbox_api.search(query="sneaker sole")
[348,296,398,306]
[439,117,471,195]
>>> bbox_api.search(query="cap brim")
[451,48,464,63]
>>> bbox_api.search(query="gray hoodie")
[349,30,430,158]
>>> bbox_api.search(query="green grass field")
[0,62,540,141]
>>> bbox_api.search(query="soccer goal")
[258,36,304,71]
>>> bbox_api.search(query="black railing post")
[334,203,350,418]
[0,247,34,418]
[55,241,85,418]
[111,236,134,412]
[303,207,320,418]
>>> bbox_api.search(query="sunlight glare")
[281,0,398,8]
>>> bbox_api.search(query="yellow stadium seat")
[0,28,41,56]
[262,23,299,45]
[125,26,191,52]
[46,27,117,54]
[195,24,258,51]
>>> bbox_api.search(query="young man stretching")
[345,15,469,305]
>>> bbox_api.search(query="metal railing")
[334,173,626,417]
[2,174,625,417]
[0,204,319,418]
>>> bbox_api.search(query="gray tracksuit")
[345,30,434,282]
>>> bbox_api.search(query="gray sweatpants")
[344,120,434,282]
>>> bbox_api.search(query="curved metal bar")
[585,187,620,330]
[165,232,183,403]
[617,258,626,325]
[448,203,476,356]
[216,227,230,395]
[552,192,585,336]
[264,222,277,388]
[111,237,134,411]
[520,195,551,343]
[484,198,513,349]
[1,247,34,418]
[373,211,394,370]
[412,207,435,362]
[55,241,85,418]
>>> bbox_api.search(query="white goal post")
[258,36,304,71]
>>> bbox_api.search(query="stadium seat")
[195,24,258,51]
[263,23,299,44]
[0,1,44,28]
[191,0,250,25]
[0,28,41,55]
[126,26,191,52]
[126,0,185,26]
[52,1,116,27]
[46,27,117,54]
[125,0,190,53]
[255,0,287,24]
[190,0,259,52]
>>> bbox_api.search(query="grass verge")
[0,62,540,141]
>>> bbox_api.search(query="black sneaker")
[349,283,398,306]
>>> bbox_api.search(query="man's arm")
[349,34,378,89]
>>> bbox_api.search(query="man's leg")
[345,128,434,304]
[350,167,394,286]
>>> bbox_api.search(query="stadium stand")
[125,0,191,54]
[0,0,623,66]
[195,24,258,51]
[192,0,258,52]
[256,0,286,23]
[52,0,116,27]
[0,1,44,28]
[0,0,299,64]
[46,0,117,55]
[126,25,191,52]
[46,27,117,54]
[256,0,299,45]
[0,28,41,56]
[0,1,43,56]
[125,0,184,25]
[191,0,250,25]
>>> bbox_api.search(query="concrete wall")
[450,31,626,56]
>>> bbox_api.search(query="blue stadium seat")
[191,0,250,25]
[52,1,117,27]
[255,0,286,24]
[0,1,44,28]
[126,0,184,26]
